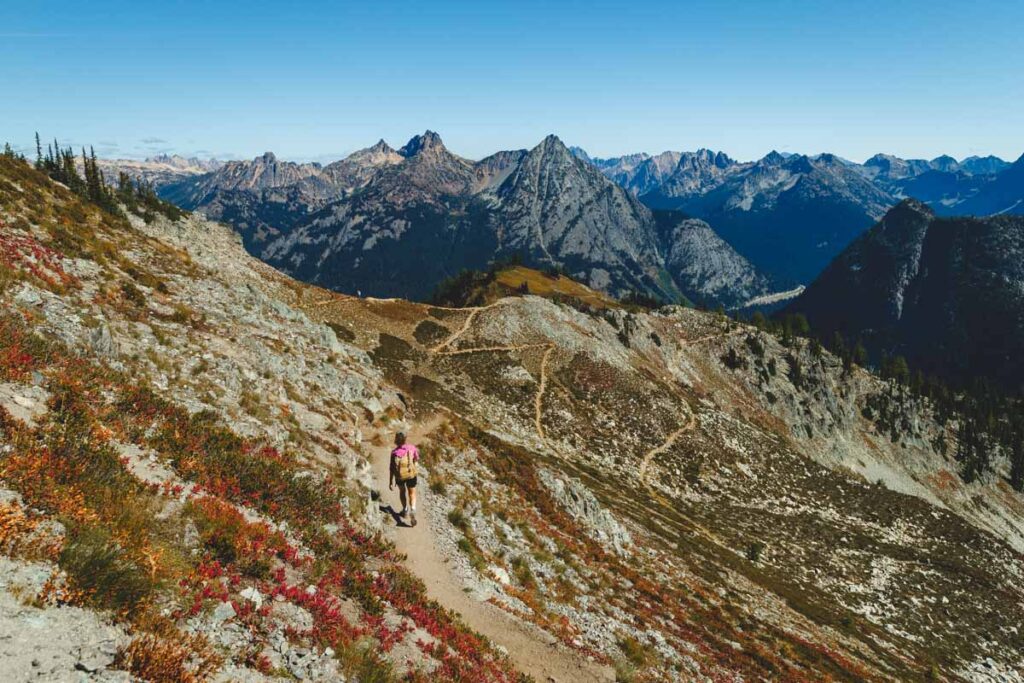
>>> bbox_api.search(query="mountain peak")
[762,150,786,166]
[399,130,446,157]
[259,151,277,164]
[540,134,568,151]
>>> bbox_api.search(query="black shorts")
[396,477,417,489]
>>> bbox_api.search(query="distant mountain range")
[639,151,895,283]
[574,147,1022,284]
[785,199,1024,391]
[103,139,1022,308]
[154,132,770,307]
[84,154,223,189]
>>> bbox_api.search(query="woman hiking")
[389,431,420,527]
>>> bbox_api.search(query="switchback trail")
[638,408,697,483]
[370,420,614,683]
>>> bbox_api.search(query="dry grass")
[494,266,620,309]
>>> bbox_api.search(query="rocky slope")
[785,199,1024,391]
[2,154,1023,681]
[310,279,1024,682]
[0,155,524,682]
[652,212,769,307]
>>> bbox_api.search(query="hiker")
[389,431,420,526]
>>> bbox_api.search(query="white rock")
[239,587,263,609]
[212,601,236,623]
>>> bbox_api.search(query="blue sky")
[2,0,1021,163]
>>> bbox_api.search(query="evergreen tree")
[35,132,43,168]
[853,341,868,367]
[1011,435,1024,492]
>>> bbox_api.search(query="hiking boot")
[399,508,408,518]
[410,511,417,527]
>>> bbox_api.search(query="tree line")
[30,133,183,223]
[738,309,1024,492]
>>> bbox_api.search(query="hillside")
[785,199,1024,392]
[2,154,1023,681]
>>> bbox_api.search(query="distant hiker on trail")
[389,432,420,526]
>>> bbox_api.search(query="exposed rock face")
[858,152,1011,182]
[83,154,223,191]
[959,154,1012,175]
[953,152,1024,216]
[653,213,769,308]
[486,135,678,299]
[322,138,403,190]
[645,148,737,199]
[538,469,632,555]
[786,199,1024,390]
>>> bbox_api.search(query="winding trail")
[371,421,614,683]
[637,408,697,483]
[430,300,510,354]
[437,343,549,357]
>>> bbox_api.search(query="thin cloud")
[140,137,167,145]
[0,33,70,38]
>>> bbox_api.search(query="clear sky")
[2,0,1021,164]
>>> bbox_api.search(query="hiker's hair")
[395,431,406,445]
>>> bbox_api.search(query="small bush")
[59,526,155,612]
[746,541,765,563]
[447,509,468,531]
[120,280,146,307]
[721,347,747,370]
[115,633,220,683]
[429,476,447,495]
[511,555,536,589]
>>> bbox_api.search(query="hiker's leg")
[409,485,417,511]
[399,484,408,511]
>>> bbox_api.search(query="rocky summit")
[2,145,1023,682]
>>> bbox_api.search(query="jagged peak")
[761,150,786,166]
[399,130,446,157]
[259,151,277,164]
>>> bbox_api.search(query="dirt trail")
[430,300,510,354]
[437,343,549,357]
[638,408,697,483]
[371,420,614,682]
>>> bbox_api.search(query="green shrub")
[60,525,155,612]
[746,541,765,563]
